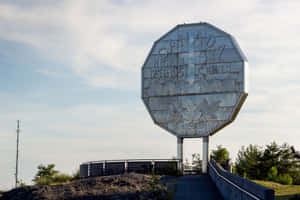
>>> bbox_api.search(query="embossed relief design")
[142,28,245,98]
[142,23,247,137]
[146,93,240,137]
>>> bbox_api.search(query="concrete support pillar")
[202,136,209,174]
[177,137,184,173]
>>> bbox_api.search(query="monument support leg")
[177,137,183,173]
[202,136,209,174]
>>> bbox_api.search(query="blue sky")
[1,0,300,190]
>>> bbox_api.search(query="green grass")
[254,180,300,200]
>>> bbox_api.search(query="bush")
[267,166,278,182]
[52,173,72,184]
[33,164,79,185]
[34,176,52,185]
[33,164,58,185]
[277,174,293,185]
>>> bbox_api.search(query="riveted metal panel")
[142,22,247,137]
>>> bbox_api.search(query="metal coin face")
[142,23,248,138]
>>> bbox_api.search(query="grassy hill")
[254,180,300,200]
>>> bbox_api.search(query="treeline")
[234,142,300,185]
[30,142,299,186]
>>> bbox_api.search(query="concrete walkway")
[174,175,223,200]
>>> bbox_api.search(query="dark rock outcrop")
[1,174,167,200]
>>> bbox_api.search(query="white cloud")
[1,0,300,89]
[1,0,300,190]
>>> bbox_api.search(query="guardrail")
[80,159,179,178]
[209,160,274,200]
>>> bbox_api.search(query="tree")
[33,164,58,185]
[33,164,79,185]
[235,142,299,183]
[260,142,281,178]
[277,143,298,175]
[211,145,229,166]
[260,142,298,179]
[235,145,263,179]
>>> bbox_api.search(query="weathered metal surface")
[142,22,247,137]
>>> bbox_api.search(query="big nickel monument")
[141,22,248,173]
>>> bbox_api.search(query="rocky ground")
[1,173,170,200]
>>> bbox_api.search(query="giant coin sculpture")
[142,22,247,137]
[141,22,247,172]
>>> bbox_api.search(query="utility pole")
[15,120,20,188]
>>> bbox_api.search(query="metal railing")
[209,161,260,200]
[80,159,180,178]
[81,158,180,165]
[208,160,274,200]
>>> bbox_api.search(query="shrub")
[35,176,52,185]
[277,174,293,185]
[267,166,278,181]
[33,164,58,185]
[148,173,161,192]
[52,173,72,184]
[33,164,79,185]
